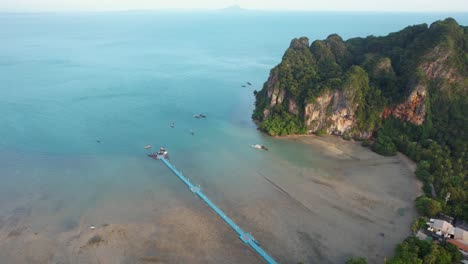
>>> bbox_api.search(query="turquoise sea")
[0,11,467,263]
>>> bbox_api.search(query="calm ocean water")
[0,11,467,262]
[1,11,467,155]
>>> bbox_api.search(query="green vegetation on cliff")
[258,106,306,136]
[254,18,466,136]
[253,18,467,222]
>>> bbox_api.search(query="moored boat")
[251,144,268,151]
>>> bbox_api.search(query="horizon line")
[1,8,468,14]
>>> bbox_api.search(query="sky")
[1,0,468,12]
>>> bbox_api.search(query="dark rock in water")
[253,90,258,95]
[7,226,27,238]
[242,85,246,87]
[247,82,252,85]
[96,140,101,143]
[88,235,104,246]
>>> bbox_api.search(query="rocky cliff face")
[304,90,357,135]
[383,44,462,125]
[253,18,467,138]
[383,83,427,125]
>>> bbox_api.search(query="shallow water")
[0,11,467,263]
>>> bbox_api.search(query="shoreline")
[0,133,423,263]
[262,133,423,262]
[279,133,423,196]
[275,133,419,169]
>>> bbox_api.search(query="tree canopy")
[253,18,468,221]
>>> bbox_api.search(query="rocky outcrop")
[266,70,282,108]
[384,44,461,125]
[263,69,279,119]
[384,84,426,125]
[305,90,357,135]
[253,18,466,138]
[288,98,299,115]
[422,46,460,84]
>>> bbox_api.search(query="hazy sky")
[2,0,468,12]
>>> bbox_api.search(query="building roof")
[432,219,454,234]
[455,227,468,242]
[447,239,468,253]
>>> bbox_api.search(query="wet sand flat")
[0,135,420,263]
[248,135,421,263]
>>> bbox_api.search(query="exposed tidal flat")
[0,136,420,263]
[1,11,466,263]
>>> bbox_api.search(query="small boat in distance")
[251,144,269,151]
[194,113,207,118]
[171,121,175,128]
[247,82,252,86]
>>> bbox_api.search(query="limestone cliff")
[253,18,467,138]
[304,89,357,135]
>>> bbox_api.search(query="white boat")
[251,144,269,151]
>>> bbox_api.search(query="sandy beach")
[0,135,421,263]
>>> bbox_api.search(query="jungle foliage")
[253,18,468,221]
